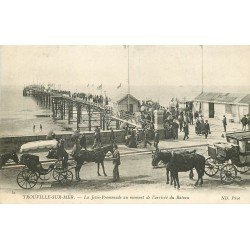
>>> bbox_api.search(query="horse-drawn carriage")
[17,140,74,189]
[205,131,250,184]
[16,140,114,189]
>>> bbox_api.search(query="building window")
[225,104,233,114]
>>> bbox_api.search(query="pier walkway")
[23,85,142,131]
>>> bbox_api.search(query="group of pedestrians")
[33,124,43,132]
[222,114,250,132]
[72,92,110,106]
[43,84,111,106]
[241,114,250,131]
[195,115,211,137]
[124,125,158,149]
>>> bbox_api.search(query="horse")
[0,151,19,169]
[47,144,114,180]
[74,144,114,180]
[152,149,195,180]
[152,149,205,189]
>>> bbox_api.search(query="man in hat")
[112,145,121,182]
[57,139,68,169]
[92,127,102,148]
[109,128,116,146]
[183,121,189,140]
[46,130,56,140]
[200,115,205,134]
[153,130,159,149]
[204,120,211,139]
[79,133,87,150]
[241,115,248,131]
[172,119,179,139]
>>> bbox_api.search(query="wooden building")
[116,94,140,114]
[194,92,250,123]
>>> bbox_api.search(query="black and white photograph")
[2,1,250,250]
[0,45,250,203]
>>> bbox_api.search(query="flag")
[97,84,102,90]
[117,83,122,89]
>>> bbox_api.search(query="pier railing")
[23,85,143,131]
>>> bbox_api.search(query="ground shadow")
[40,174,154,192]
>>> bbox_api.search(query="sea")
[0,85,64,137]
[0,83,248,137]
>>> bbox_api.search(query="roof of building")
[116,94,140,104]
[238,94,250,104]
[226,131,250,140]
[194,92,250,105]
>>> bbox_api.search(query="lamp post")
[201,45,204,93]
[127,45,130,113]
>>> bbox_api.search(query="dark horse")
[0,151,19,169]
[47,145,114,180]
[74,145,114,180]
[152,149,205,189]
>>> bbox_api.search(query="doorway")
[129,104,133,113]
[208,103,214,118]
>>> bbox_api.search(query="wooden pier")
[23,85,121,131]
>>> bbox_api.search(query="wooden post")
[60,99,64,119]
[48,95,51,108]
[68,102,72,124]
[87,106,92,131]
[55,98,58,118]
[100,112,102,130]
[63,100,66,119]
[102,112,106,130]
[52,98,55,118]
[77,105,81,130]
[43,94,46,107]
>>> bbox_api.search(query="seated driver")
[57,139,68,169]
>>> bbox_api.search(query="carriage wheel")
[220,164,237,184]
[205,157,219,177]
[17,169,38,189]
[52,168,63,180]
[52,164,65,180]
[234,165,250,174]
[58,170,73,185]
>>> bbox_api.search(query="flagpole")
[201,45,204,93]
[127,45,130,112]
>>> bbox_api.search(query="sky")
[0,45,250,96]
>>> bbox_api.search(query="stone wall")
[0,129,166,153]
[0,130,126,153]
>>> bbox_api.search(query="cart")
[205,131,250,184]
[17,140,73,189]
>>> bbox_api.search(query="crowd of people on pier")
[71,92,110,106]
[35,84,111,107]
[50,89,71,96]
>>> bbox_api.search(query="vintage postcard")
[0,45,250,204]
